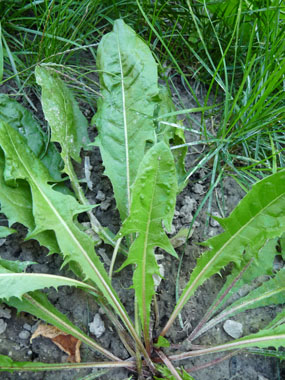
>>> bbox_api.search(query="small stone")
[193,183,204,194]
[100,198,111,211]
[18,330,30,340]
[0,305,11,319]
[0,319,7,334]
[223,320,243,339]
[23,323,32,331]
[89,313,105,338]
[96,190,106,201]
[210,212,221,227]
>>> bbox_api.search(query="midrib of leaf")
[161,190,285,336]
[169,334,285,361]
[5,125,131,338]
[116,33,131,215]
[142,162,158,340]
[23,294,120,361]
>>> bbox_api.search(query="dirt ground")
[0,77,284,380]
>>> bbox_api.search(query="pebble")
[89,313,105,338]
[0,319,7,334]
[18,330,30,340]
[96,190,106,201]
[223,319,243,339]
[193,183,204,194]
[0,305,11,319]
[23,323,32,331]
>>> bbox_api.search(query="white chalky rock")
[223,319,243,339]
[89,313,105,338]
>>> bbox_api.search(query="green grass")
[1,0,284,220]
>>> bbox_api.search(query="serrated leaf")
[5,291,118,361]
[0,150,60,254]
[0,23,3,82]
[216,324,285,352]
[0,354,128,372]
[156,86,187,190]
[0,94,62,180]
[118,142,177,337]
[162,170,285,336]
[0,226,15,238]
[0,121,130,330]
[0,271,96,300]
[192,238,278,340]
[0,258,35,272]
[197,269,285,338]
[93,19,159,220]
[35,65,90,166]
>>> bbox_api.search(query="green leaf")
[154,336,170,348]
[0,271,96,300]
[198,268,285,338]
[0,354,128,372]
[156,86,187,190]
[118,142,177,337]
[0,258,35,272]
[0,23,3,83]
[0,226,15,238]
[192,238,279,340]
[0,94,62,180]
[0,150,60,254]
[0,121,129,328]
[5,290,119,361]
[155,365,195,380]
[280,233,285,260]
[218,324,285,352]
[162,170,285,336]
[35,65,90,167]
[93,19,159,221]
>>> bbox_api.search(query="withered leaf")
[31,323,81,363]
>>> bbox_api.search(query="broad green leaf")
[0,272,96,300]
[0,354,129,372]
[161,170,285,336]
[156,86,187,190]
[35,65,90,168]
[93,19,159,220]
[118,142,177,336]
[0,94,62,180]
[197,268,285,338]
[0,150,60,254]
[0,121,130,331]
[0,226,15,238]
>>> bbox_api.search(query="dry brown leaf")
[31,324,81,363]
